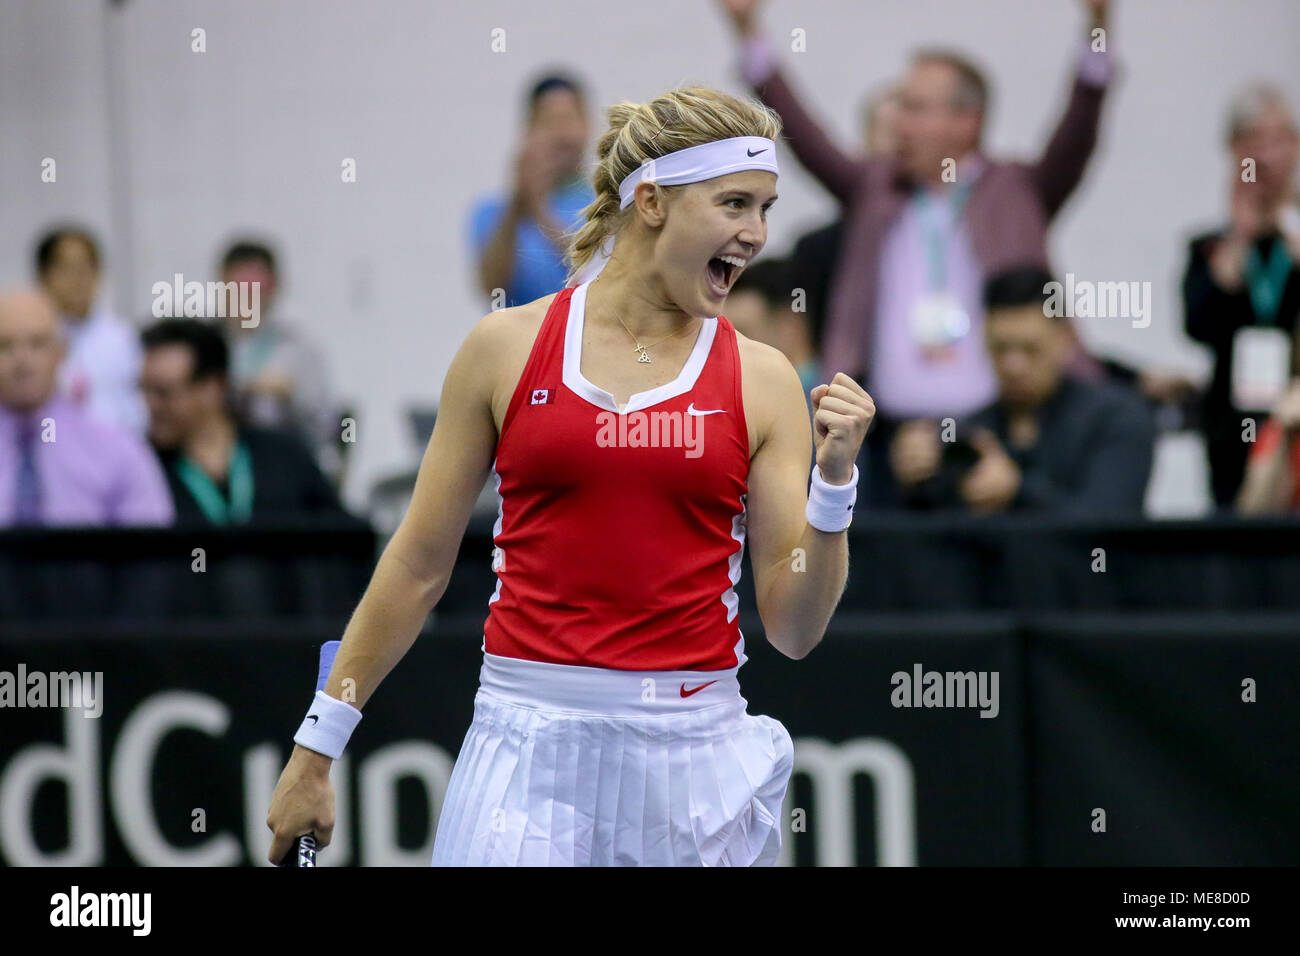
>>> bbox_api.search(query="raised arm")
[475,131,572,298]
[474,197,525,298]
[1186,179,1279,346]
[744,341,872,659]
[1028,0,1115,219]
[266,311,501,861]
[719,0,862,205]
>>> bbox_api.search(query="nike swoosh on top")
[686,402,726,416]
[680,681,718,697]
[746,148,767,156]
[306,715,319,724]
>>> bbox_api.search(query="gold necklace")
[590,274,699,364]
[614,315,698,364]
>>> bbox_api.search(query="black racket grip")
[278,833,317,867]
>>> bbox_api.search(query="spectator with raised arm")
[718,0,1117,506]
[470,73,595,307]
[787,85,902,367]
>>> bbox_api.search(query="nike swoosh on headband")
[570,137,780,287]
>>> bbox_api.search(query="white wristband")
[806,464,858,532]
[293,690,362,760]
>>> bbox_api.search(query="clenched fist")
[809,373,875,485]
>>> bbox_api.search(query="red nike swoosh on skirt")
[679,681,718,697]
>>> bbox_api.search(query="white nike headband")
[616,135,779,209]
[570,135,780,286]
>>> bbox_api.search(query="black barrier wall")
[2,615,1296,866]
[7,517,1300,621]
[436,515,1300,616]
[1025,616,1300,865]
[0,522,376,621]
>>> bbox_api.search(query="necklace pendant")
[635,347,652,364]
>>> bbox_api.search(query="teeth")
[717,255,746,268]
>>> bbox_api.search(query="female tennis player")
[266,85,874,866]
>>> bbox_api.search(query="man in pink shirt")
[719,0,1117,505]
[0,288,173,527]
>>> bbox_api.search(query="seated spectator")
[0,288,171,527]
[471,72,595,304]
[35,225,148,434]
[890,266,1155,515]
[725,259,821,397]
[140,318,347,525]
[218,239,342,481]
[1237,379,1300,514]
[1184,83,1300,508]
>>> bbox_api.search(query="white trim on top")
[563,280,717,414]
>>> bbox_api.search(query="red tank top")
[482,281,751,671]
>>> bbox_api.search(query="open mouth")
[706,254,745,297]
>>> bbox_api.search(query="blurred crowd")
[4,2,1300,529]
[470,5,1300,520]
[0,235,349,528]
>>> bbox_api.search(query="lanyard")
[174,441,254,524]
[1244,237,1293,326]
[915,182,973,292]
[238,329,279,380]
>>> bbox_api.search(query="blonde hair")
[1226,82,1295,144]
[563,85,782,285]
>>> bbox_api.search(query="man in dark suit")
[140,318,348,525]
[890,266,1155,516]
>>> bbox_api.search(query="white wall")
[3,0,1299,511]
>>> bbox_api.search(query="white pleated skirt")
[430,652,795,867]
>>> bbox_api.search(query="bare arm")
[1238,391,1300,515]
[266,311,502,860]
[477,130,571,297]
[321,317,500,706]
[477,194,527,297]
[746,346,852,659]
[1237,435,1296,514]
[1028,1,1113,219]
[1240,385,1300,514]
[719,0,862,205]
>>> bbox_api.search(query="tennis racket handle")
[278,640,339,868]
[279,833,317,867]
